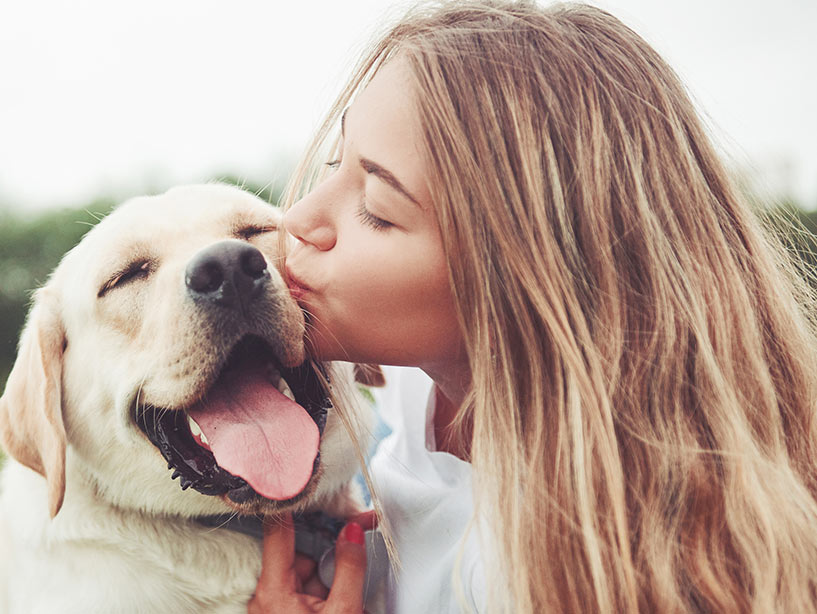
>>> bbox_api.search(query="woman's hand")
[247,512,369,614]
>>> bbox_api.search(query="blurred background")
[1,0,816,404]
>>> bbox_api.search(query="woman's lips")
[285,267,312,300]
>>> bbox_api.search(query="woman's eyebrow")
[360,157,423,208]
[340,106,424,209]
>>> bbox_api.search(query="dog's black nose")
[185,240,270,310]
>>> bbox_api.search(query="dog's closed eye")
[234,225,277,241]
[98,260,152,297]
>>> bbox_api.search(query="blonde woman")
[249,1,817,612]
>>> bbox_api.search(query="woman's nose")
[283,196,336,251]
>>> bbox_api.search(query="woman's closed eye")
[356,198,393,231]
[324,157,394,231]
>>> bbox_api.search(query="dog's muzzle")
[131,240,327,508]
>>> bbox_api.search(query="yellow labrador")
[0,184,371,613]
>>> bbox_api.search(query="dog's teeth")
[187,414,202,437]
[187,414,210,445]
[266,363,282,386]
[277,378,295,402]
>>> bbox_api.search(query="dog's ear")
[0,289,67,518]
[353,363,386,388]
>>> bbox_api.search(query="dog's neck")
[195,514,265,540]
[195,511,342,562]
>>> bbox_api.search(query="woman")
[250,2,817,612]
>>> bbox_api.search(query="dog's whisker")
[81,209,107,223]
[134,374,150,425]
[201,509,243,535]
[253,180,276,203]
[301,309,354,362]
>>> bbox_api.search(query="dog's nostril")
[241,250,267,280]
[186,260,224,294]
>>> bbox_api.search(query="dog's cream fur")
[0,184,368,613]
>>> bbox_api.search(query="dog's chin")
[132,335,331,515]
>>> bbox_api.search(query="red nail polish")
[343,522,365,545]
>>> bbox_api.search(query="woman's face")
[283,58,463,370]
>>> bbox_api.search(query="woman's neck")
[422,360,472,460]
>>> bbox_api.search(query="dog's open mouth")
[133,336,329,505]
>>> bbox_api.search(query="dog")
[0,183,375,613]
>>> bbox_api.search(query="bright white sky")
[0,0,815,213]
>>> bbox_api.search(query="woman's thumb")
[325,522,367,611]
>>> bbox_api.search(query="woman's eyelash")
[356,199,393,231]
[323,158,391,230]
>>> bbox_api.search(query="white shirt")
[370,366,485,614]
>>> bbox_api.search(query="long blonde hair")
[284,2,817,611]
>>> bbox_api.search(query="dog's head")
[0,183,368,518]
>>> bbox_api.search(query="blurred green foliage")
[0,203,112,389]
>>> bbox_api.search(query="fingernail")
[342,522,365,545]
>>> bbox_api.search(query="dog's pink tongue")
[187,365,319,501]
